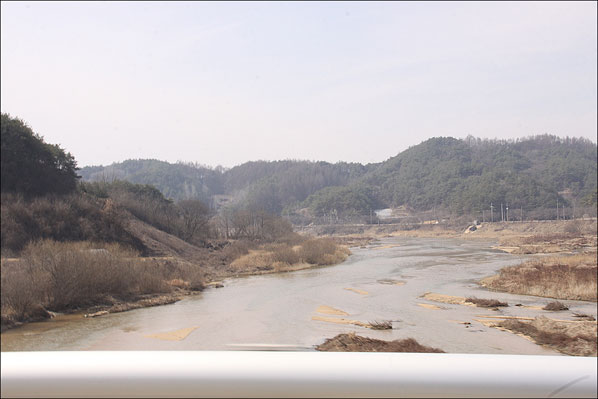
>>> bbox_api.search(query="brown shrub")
[229,250,274,272]
[17,240,160,310]
[564,221,582,234]
[465,297,508,308]
[369,320,393,330]
[275,232,308,246]
[0,240,204,329]
[316,333,444,353]
[573,313,596,321]
[221,240,252,262]
[271,244,300,265]
[543,301,569,311]
[1,260,42,319]
[0,193,145,255]
[163,260,206,291]
[298,238,349,265]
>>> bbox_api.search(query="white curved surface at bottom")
[1,351,597,398]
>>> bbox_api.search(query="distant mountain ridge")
[79,135,597,216]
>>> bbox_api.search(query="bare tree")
[177,199,211,242]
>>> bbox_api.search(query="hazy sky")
[1,1,596,168]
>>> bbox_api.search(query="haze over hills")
[79,135,597,219]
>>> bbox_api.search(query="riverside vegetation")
[0,114,350,331]
[2,113,597,355]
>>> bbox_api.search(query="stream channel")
[3,237,597,353]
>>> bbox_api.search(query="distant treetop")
[1,113,79,196]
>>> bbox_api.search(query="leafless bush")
[543,301,569,311]
[221,240,253,262]
[0,192,145,255]
[131,261,171,295]
[18,240,151,309]
[573,313,596,321]
[229,250,274,272]
[465,297,508,308]
[161,260,206,291]
[271,244,300,265]
[298,238,345,265]
[274,232,307,246]
[369,320,393,330]
[1,259,43,319]
[564,221,582,234]
[1,240,196,329]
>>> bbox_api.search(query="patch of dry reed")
[483,254,597,301]
[496,316,597,356]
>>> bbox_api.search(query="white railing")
[1,351,596,398]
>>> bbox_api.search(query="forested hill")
[80,159,371,211]
[80,135,597,216]
[79,159,224,204]
[304,136,597,216]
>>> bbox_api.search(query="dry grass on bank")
[495,221,597,254]
[465,297,509,308]
[1,240,206,330]
[543,301,569,311]
[482,254,597,302]
[368,320,393,330]
[316,333,444,353]
[229,237,351,273]
[495,316,597,357]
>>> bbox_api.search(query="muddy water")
[2,237,596,353]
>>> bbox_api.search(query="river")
[2,237,596,353]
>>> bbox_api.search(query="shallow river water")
[2,237,597,353]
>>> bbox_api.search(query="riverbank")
[315,333,445,352]
[1,292,192,332]
[481,254,597,302]
[310,219,597,355]
[4,234,596,354]
[1,237,351,333]
[309,219,597,251]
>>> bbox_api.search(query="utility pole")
[556,198,559,221]
[506,204,509,222]
[482,209,485,223]
[501,203,504,222]
[490,203,494,222]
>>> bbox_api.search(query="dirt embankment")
[316,333,444,353]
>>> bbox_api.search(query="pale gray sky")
[1,1,596,168]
